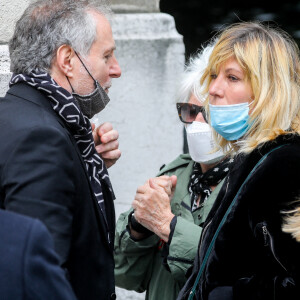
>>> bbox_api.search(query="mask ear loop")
[66,51,98,93]
[74,51,97,83]
[248,99,254,107]
[66,76,75,93]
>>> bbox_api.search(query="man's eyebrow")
[104,46,116,54]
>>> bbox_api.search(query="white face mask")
[185,121,224,164]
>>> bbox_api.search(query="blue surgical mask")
[209,102,251,141]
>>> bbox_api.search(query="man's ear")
[55,45,76,78]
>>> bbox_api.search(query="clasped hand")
[132,175,177,242]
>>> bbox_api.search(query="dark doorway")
[160,0,300,60]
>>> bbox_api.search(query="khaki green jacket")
[114,154,224,300]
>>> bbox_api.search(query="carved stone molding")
[110,0,159,13]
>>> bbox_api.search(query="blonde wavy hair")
[283,205,300,242]
[201,21,300,154]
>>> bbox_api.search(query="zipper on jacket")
[262,225,268,246]
[262,224,287,272]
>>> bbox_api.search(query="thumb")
[170,175,177,189]
[92,123,101,145]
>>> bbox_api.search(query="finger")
[152,180,171,195]
[134,192,146,203]
[132,193,146,210]
[132,199,138,210]
[152,177,171,188]
[149,178,165,192]
[100,129,119,144]
[153,176,174,194]
[92,123,101,145]
[170,175,177,189]
[99,149,121,161]
[96,140,119,154]
[157,175,170,180]
[97,122,113,137]
[151,175,169,183]
[136,184,149,194]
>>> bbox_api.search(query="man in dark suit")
[0,1,121,299]
[0,209,76,300]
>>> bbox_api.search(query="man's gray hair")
[176,40,216,103]
[9,0,112,74]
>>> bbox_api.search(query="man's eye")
[104,54,112,61]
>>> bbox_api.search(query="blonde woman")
[178,22,300,300]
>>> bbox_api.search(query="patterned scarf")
[189,157,234,211]
[9,70,114,237]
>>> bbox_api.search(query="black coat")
[0,209,76,300]
[178,134,300,300]
[0,83,116,300]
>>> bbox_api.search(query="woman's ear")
[55,45,76,78]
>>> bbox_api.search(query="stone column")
[0,0,34,94]
[0,1,185,299]
[106,2,185,298]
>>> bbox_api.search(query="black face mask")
[67,52,110,119]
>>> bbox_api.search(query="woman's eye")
[228,75,239,81]
[210,74,217,79]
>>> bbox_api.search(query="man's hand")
[132,175,177,242]
[92,122,121,168]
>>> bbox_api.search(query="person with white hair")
[114,41,233,300]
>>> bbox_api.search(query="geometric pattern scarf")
[189,157,234,211]
[9,70,115,233]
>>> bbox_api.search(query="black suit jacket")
[0,83,116,300]
[0,209,76,300]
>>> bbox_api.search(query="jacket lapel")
[67,133,113,250]
[6,83,113,249]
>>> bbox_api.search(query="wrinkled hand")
[92,122,121,168]
[151,175,177,200]
[132,175,177,242]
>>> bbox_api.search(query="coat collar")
[231,133,300,175]
[6,83,67,129]
[7,82,54,110]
